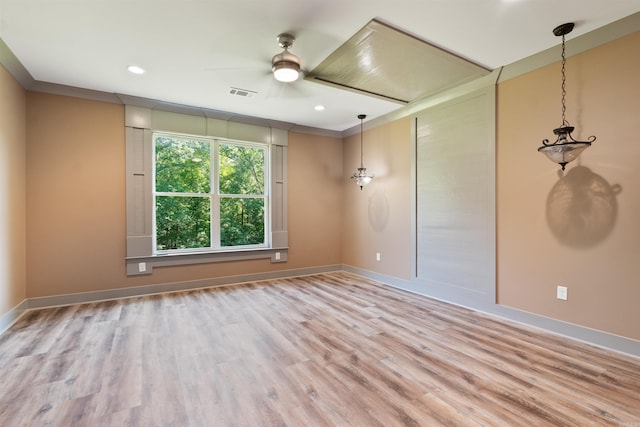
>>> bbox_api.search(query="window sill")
[125,248,288,276]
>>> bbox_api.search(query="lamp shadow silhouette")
[368,189,389,232]
[546,166,621,248]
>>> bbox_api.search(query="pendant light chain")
[359,118,364,168]
[560,33,568,127]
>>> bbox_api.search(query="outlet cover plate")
[557,285,568,301]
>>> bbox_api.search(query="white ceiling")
[1,0,639,132]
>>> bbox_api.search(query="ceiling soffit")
[306,19,491,104]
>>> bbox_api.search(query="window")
[153,132,268,253]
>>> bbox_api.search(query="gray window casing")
[125,106,288,275]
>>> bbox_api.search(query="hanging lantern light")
[351,114,374,190]
[538,22,596,171]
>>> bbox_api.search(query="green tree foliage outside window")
[156,196,211,250]
[219,144,266,246]
[220,197,264,246]
[154,134,267,252]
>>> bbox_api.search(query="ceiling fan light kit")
[538,22,596,171]
[272,33,301,82]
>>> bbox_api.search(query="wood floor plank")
[1,271,639,426]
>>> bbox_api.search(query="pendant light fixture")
[351,114,374,190]
[538,22,596,171]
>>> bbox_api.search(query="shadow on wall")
[368,188,389,232]
[546,165,621,248]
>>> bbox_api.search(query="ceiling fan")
[204,32,308,99]
[272,33,302,82]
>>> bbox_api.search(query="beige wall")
[26,92,127,297]
[342,116,412,280]
[497,32,640,340]
[288,131,343,266]
[25,93,343,298]
[0,65,26,317]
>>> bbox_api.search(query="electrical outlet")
[138,262,146,273]
[557,285,568,301]
[376,252,381,261]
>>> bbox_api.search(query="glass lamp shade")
[538,143,589,169]
[351,167,374,190]
[538,126,593,171]
[272,51,300,82]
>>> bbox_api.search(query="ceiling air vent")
[229,87,257,98]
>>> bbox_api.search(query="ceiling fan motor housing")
[276,33,295,49]
[272,50,300,71]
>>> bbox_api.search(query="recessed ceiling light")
[127,65,145,75]
[314,105,325,111]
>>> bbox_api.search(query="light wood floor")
[1,272,639,426]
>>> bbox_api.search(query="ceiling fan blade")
[265,78,311,99]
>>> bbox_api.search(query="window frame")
[152,131,270,255]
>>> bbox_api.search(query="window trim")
[125,106,288,276]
